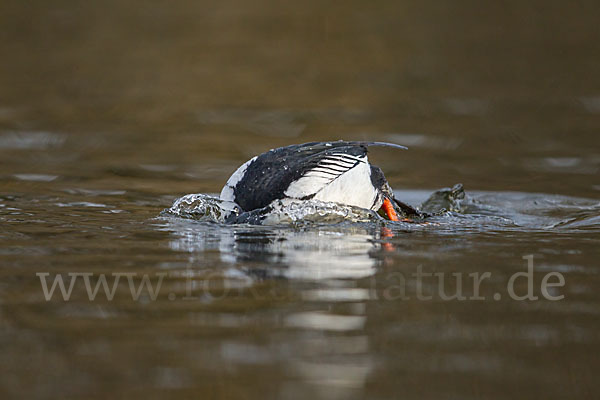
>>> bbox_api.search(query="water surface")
[1,1,600,399]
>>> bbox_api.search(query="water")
[2,1,600,399]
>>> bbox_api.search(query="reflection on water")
[166,221,379,280]
[160,219,381,397]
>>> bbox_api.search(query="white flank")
[283,173,332,199]
[284,155,379,209]
[313,159,378,209]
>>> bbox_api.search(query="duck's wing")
[221,141,404,211]
[282,148,369,201]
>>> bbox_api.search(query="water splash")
[163,194,379,225]
[163,193,240,223]
[420,183,466,214]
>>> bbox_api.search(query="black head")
[370,165,394,198]
[370,164,425,219]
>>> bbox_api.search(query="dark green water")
[1,1,599,399]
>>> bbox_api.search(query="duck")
[220,140,420,221]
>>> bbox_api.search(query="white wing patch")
[284,154,378,209]
[220,156,257,202]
